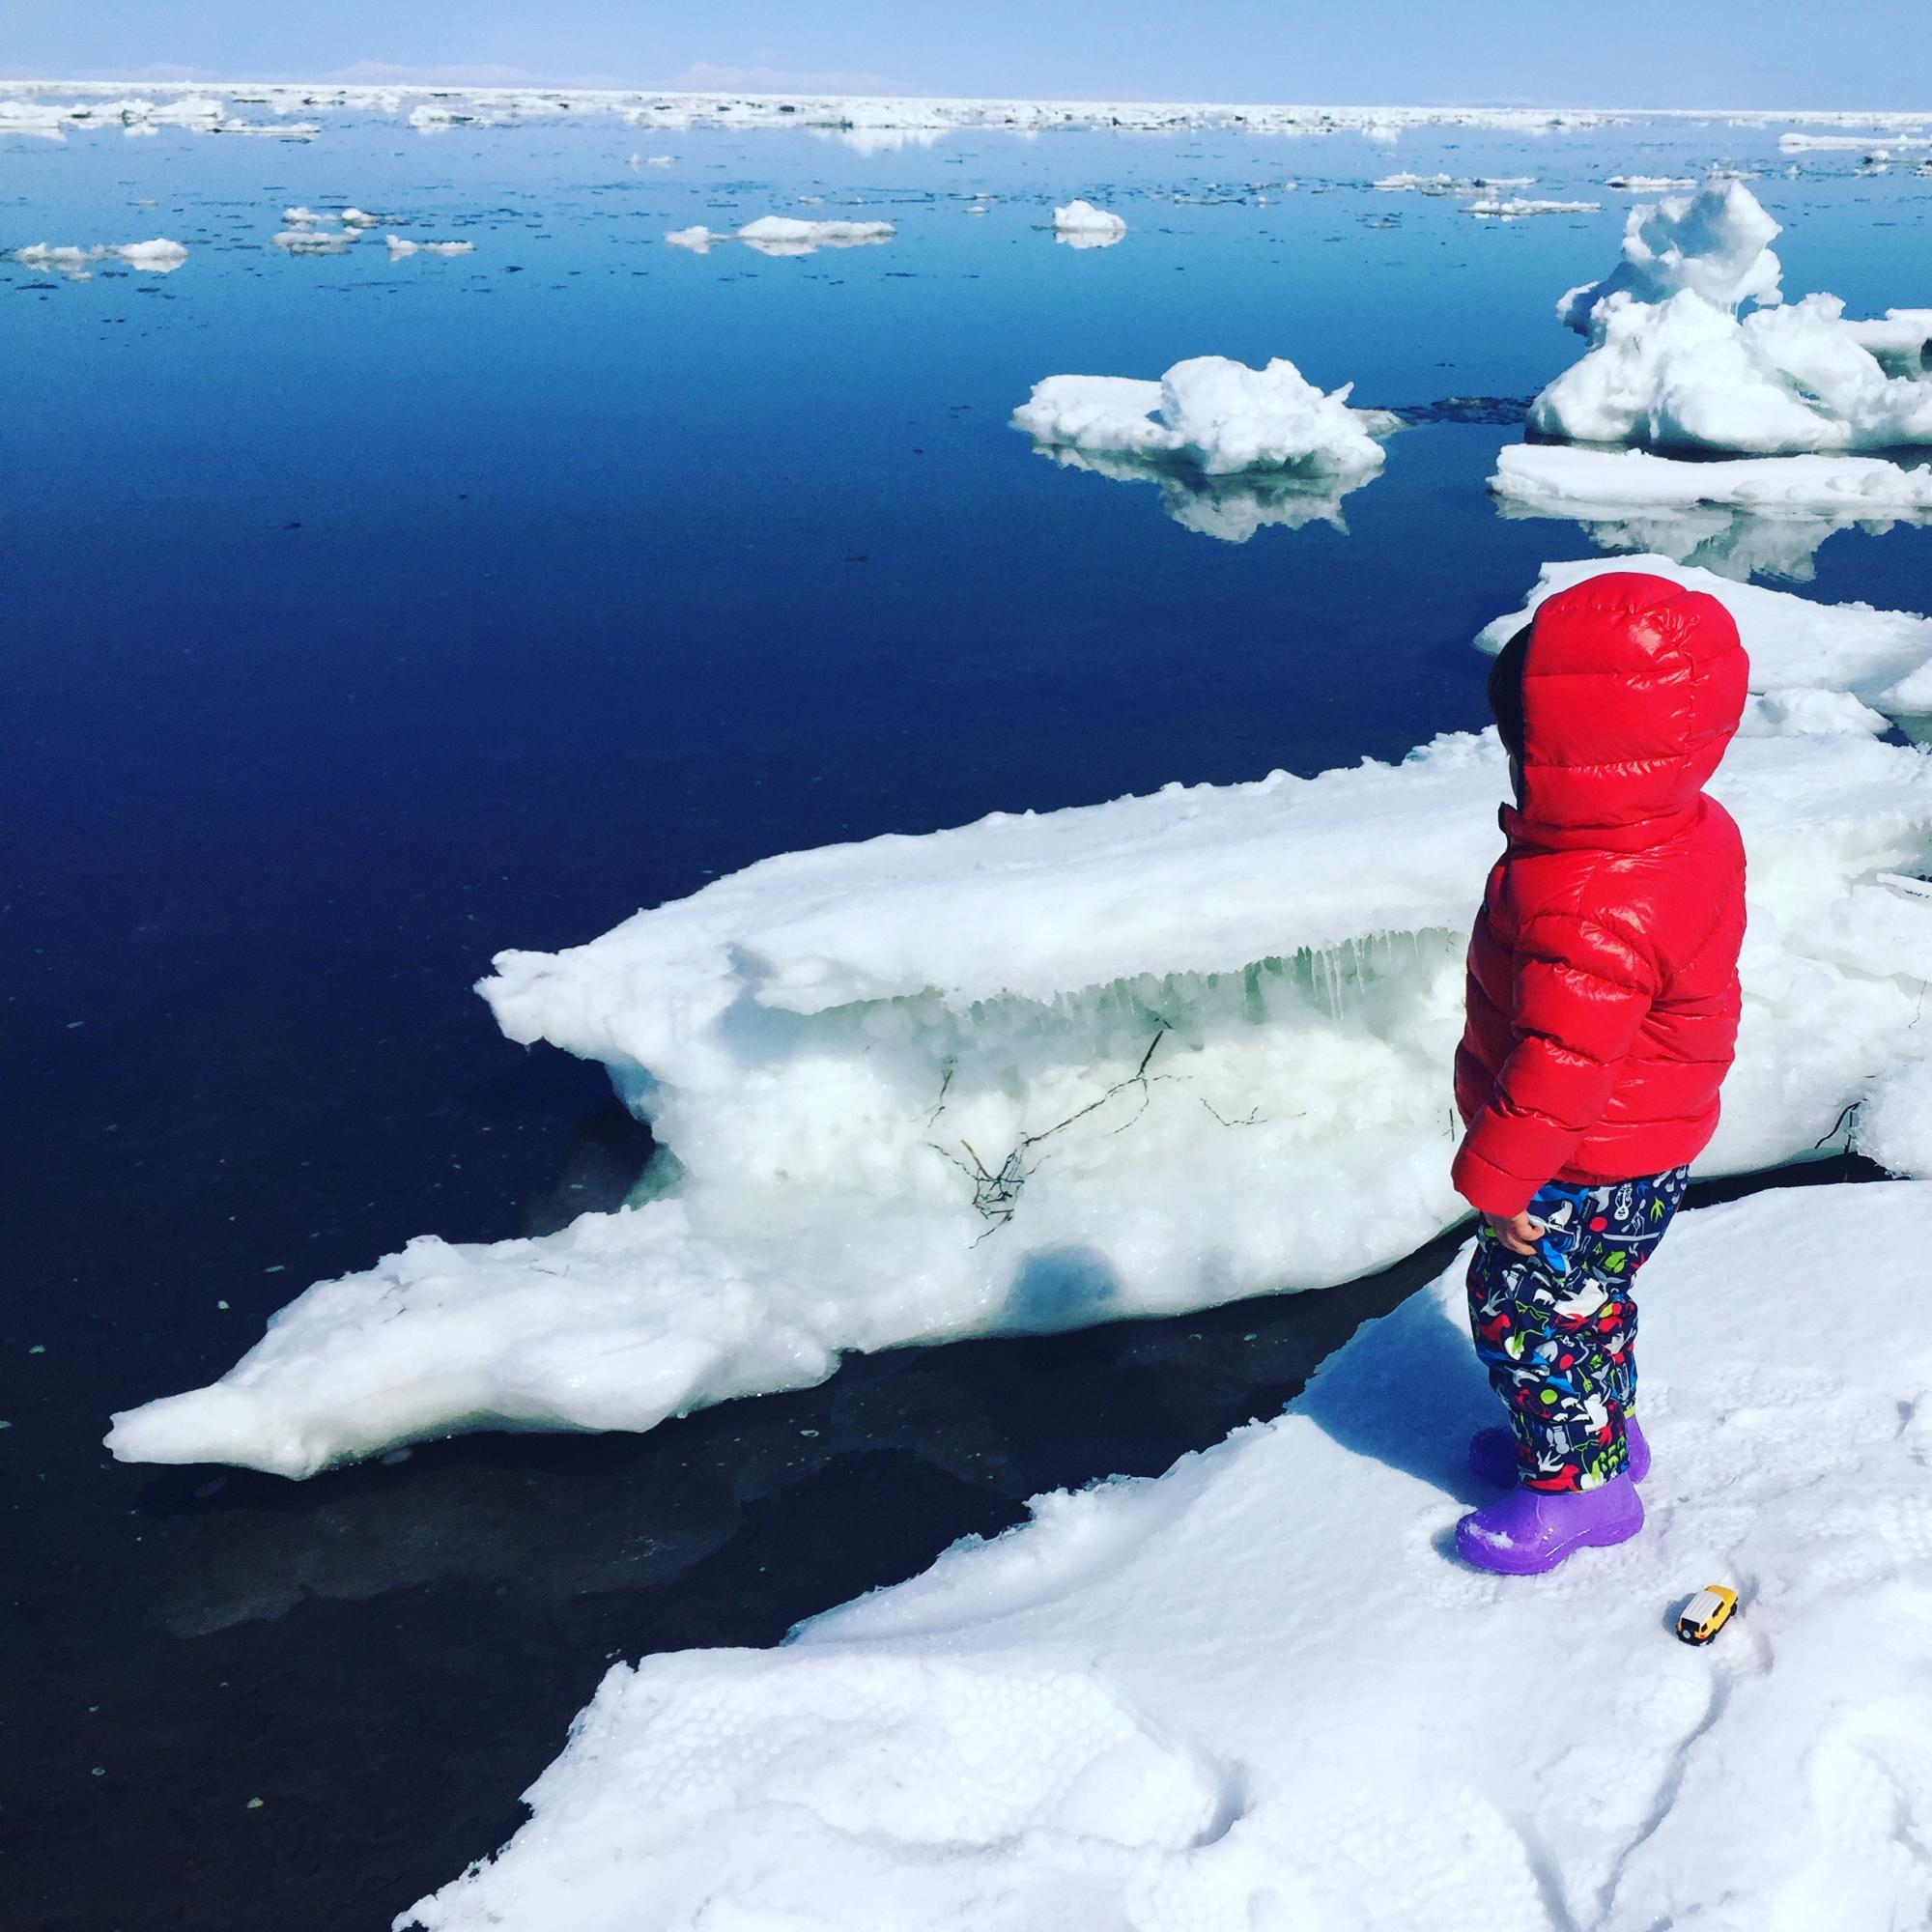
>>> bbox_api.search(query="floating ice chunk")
[664,225,714,251]
[1051,199,1127,243]
[1779,129,1928,152]
[385,235,474,258]
[1533,290,1932,454]
[110,237,187,271]
[735,214,894,255]
[1476,554,1932,717]
[339,207,382,228]
[280,205,326,225]
[645,153,672,166]
[400,1182,1932,1932]
[1605,174,1699,189]
[1557,180,1783,332]
[1465,196,1599,218]
[1014,355,1394,480]
[273,226,357,254]
[1373,171,1455,192]
[14,237,186,279]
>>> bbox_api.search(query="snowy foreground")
[399,1179,1932,1932]
[105,560,1932,1480]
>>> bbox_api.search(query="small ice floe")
[339,208,382,228]
[14,238,187,281]
[665,216,894,257]
[1051,199,1126,246]
[1605,174,1698,189]
[1376,173,1534,195]
[1778,129,1928,153]
[272,226,357,255]
[385,235,474,258]
[645,154,673,166]
[1490,445,1932,583]
[1465,196,1600,218]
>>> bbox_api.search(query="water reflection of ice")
[1029,443,1372,542]
[1492,492,1932,582]
[1053,227,1124,250]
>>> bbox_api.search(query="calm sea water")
[4,113,1926,1929]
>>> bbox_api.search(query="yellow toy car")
[1676,1585,1740,1645]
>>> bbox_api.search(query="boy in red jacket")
[1452,572,1748,1576]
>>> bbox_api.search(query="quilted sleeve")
[1451,907,1660,1218]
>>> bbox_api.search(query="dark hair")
[1488,622,1531,761]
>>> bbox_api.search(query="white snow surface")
[385,236,474,258]
[665,216,893,256]
[106,559,1932,1479]
[1013,356,1394,481]
[400,1179,1932,1932]
[1557,180,1784,332]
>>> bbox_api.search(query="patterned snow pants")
[1465,1165,1691,1492]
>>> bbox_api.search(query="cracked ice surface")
[105,561,1932,1480]
[399,1180,1932,1932]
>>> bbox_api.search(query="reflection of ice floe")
[1465,196,1600,218]
[1479,554,1932,719]
[666,216,895,257]
[1491,443,1932,581]
[1051,199,1126,245]
[14,238,187,280]
[810,125,950,156]
[1013,355,1396,480]
[273,226,357,255]
[1031,443,1375,542]
[107,558,1932,1478]
[1535,182,1932,452]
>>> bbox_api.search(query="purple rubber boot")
[1455,1472,1644,1576]
[1467,1416,1650,1488]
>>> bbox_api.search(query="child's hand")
[1486,1209,1545,1257]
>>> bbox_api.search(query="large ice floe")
[1012,355,1400,541]
[1532,181,1932,453]
[398,1178,1932,1932]
[106,560,1932,1481]
[1490,445,1932,582]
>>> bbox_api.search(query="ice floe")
[1465,196,1600,218]
[1051,199,1127,246]
[1013,355,1396,481]
[0,92,316,139]
[1605,173,1699,190]
[106,556,1932,1479]
[665,216,894,256]
[1534,183,1932,453]
[1490,444,1932,580]
[13,237,187,280]
[398,1179,1932,1932]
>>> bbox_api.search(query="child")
[1451,572,1748,1576]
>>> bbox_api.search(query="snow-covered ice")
[106,555,1932,1479]
[1490,445,1932,580]
[385,236,474,259]
[1605,174,1699,190]
[1051,199,1127,246]
[1013,355,1396,481]
[665,216,894,256]
[1557,179,1782,332]
[399,1179,1932,1932]
[1533,183,1932,454]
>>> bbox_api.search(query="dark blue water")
[5,114,1928,1929]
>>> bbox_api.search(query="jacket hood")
[1505,571,1748,850]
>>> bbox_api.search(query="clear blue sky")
[7,0,1928,110]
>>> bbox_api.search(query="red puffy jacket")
[1452,572,1749,1219]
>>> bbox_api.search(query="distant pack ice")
[103,561,1932,1480]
